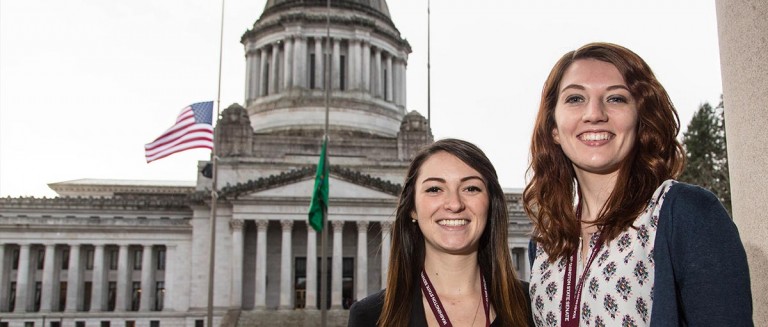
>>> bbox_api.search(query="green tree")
[679,97,731,214]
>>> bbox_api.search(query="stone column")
[332,38,341,90]
[386,55,393,102]
[293,36,307,88]
[395,59,405,106]
[331,220,344,308]
[162,245,176,311]
[254,220,269,309]
[270,44,281,94]
[91,244,106,311]
[139,245,154,311]
[362,41,371,92]
[39,243,56,312]
[258,48,268,97]
[14,243,30,312]
[115,244,129,311]
[283,36,294,90]
[355,221,369,300]
[245,50,253,104]
[230,219,245,307]
[305,226,318,309]
[380,222,392,288]
[401,59,407,107]
[0,244,7,311]
[252,49,262,101]
[65,244,82,312]
[715,1,768,324]
[374,48,382,98]
[349,38,360,89]
[314,38,324,89]
[279,220,294,309]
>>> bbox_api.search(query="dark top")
[347,281,533,327]
[528,182,753,326]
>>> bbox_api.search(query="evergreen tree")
[679,97,731,214]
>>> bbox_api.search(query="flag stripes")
[145,101,214,163]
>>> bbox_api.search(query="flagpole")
[427,0,431,130]
[321,0,331,325]
[207,0,226,326]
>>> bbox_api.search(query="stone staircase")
[235,309,350,327]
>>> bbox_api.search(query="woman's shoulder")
[348,290,386,326]
[662,181,728,224]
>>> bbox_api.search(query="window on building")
[263,63,270,95]
[294,257,307,309]
[108,282,117,311]
[100,321,110,327]
[155,281,165,311]
[194,320,204,327]
[340,55,346,90]
[1,322,9,327]
[75,322,86,327]
[83,282,92,311]
[25,322,34,327]
[109,249,118,270]
[131,282,141,311]
[9,282,16,311]
[59,282,68,311]
[156,248,166,270]
[342,257,354,309]
[86,249,94,270]
[383,69,388,99]
[149,321,160,327]
[12,248,19,270]
[34,281,42,311]
[37,249,45,270]
[134,250,142,270]
[125,321,135,327]
[310,53,316,89]
[62,248,70,270]
[50,321,61,327]
[510,247,525,278]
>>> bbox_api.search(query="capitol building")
[0,1,533,326]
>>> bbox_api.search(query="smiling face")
[552,59,639,178]
[411,151,489,256]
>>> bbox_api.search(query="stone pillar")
[14,243,30,312]
[293,36,307,88]
[65,244,82,312]
[401,59,407,107]
[314,38,324,89]
[0,244,7,311]
[91,244,106,311]
[349,38,361,89]
[374,48,382,98]
[305,227,318,309]
[279,220,294,309]
[355,221,369,300]
[380,222,392,288]
[245,50,253,104]
[331,220,344,308]
[283,36,294,90]
[162,245,176,311]
[362,41,371,92]
[39,243,56,312]
[715,1,768,324]
[115,244,129,311]
[270,44,280,94]
[332,38,341,90]
[230,219,245,307]
[386,55,393,102]
[254,220,269,309]
[139,245,154,311]
[259,48,268,97]
[252,50,262,101]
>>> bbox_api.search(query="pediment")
[242,176,396,200]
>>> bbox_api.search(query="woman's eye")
[564,95,584,104]
[465,185,483,193]
[425,186,441,193]
[607,95,628,103]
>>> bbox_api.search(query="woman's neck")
[422,250,481,297]
[575,171,618,237]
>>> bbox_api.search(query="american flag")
[145,101,214,163]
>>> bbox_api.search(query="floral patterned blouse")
[529,180,675,327]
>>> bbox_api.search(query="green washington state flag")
[308,139,328,232]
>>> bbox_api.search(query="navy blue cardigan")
[529,182,753,326]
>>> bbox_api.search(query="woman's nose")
[582,99,608,123]
[443,191,465,212]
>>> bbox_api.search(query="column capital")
[229,219,245,231]
[356,220,369,231]
[256,219,269,230]
[280,219,294,231]
[380,221,392,231]
[331,220,345,231]
[142,244,153,250]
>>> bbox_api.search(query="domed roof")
[263,0,391,20]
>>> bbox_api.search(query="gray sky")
[0,0,722,197]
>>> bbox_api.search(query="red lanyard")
[560,234,604,327]
[420,269,491,327]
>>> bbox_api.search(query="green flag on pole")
[309,139,329,232]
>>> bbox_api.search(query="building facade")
[0,1,533,326]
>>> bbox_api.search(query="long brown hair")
[523,42,685,261]
[378,138,530,326]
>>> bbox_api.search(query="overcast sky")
[0,0,722,197]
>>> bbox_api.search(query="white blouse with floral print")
[529,180,675,327]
